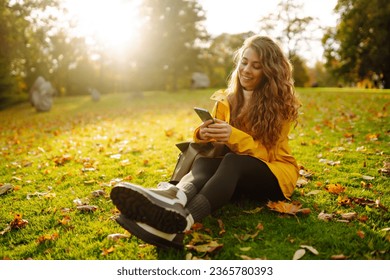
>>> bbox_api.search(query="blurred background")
[1,0,389,105]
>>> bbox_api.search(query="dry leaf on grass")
[318,211,334,221]
[107,233,130,241]
[1,214,29,235]
[217,219,225,236]
[305,190,321,196]
[325,183,345,194]
[357,230,365,239]
[300,245,319,255]
[0,184,13,195]
[331,254,347,260]
[242,207,263,214]
[186,240,223,253]
[296,177,309,187]
[37,233,59,244]
[340,212,357,221]
[234,231,260,242]
[239,255,264,260]
[293,249,306,260]
[267,201,310,215]
[77,205,98,212]
[101,246,115,256]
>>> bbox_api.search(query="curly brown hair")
[227,35,300,149]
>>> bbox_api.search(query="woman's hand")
[198,119,232,143]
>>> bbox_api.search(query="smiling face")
[238,47,263,91]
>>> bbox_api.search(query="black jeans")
[180,152,285,212]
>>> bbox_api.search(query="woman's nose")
[243,64,251,73]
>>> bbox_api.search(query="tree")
[257,0,318,86]
[0,0,62,98]
[199,32,254,87]
[134,0,208,91]
[323,0,390,88]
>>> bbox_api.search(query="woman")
[110,35,300,249]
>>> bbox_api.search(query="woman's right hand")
[198,119,214,140]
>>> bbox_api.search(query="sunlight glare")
[66,0,142,54]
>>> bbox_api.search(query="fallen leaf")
[378,161,390,176]
[0,184,13,195]
[365,133,379,141]
[217,219,225,235]
[37,232,59,244]
[305,190,321,196]
[296,177,309,187]
[53,154,72,165]
[164,128,175,137]
[107,233,130,241]
[186,240,223,253]
[242,207,263,214]
[234,231,260,242]
[58,216,71,225]
[331,254,347,260]
[1,214,29,235]
[256,223,264,231]
[91,189,106,197]
[300,245,319,255]
[101,246,115,256]
[267,201,302,215]
[190,223,203,231]
[238,254,264,260]
[297,208,311,215]
[357,230,365,239]
[77,205,98,212]
[293,248,306,260]
[239,247,252,252]
[83,180,95,185]
[299,168,313,178]
[360,181,373,189]
[340,212,357,221]
[26,191,50,200]
[318,211,333,221]
[362,175,375,180]
[325,183,345,194]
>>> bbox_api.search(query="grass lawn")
[0,88,389,260]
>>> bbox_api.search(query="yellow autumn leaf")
[325,183,345,194]
[267,201,302,215]
[101,246,115,256]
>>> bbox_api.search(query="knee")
[221,152,240,164]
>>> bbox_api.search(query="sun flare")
[66,0,141,53]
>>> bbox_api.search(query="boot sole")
[115,214,184,249]
[110,183,187,233]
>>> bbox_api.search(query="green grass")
[0,88,389,260]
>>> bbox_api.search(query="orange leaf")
[325,183,345,194]
[357,230,365,239]
[101,246,115,256]
[58,216,71,225]
[10,214,29,229]
[37,233,59,244]
[267,201,302,215]
[256,223,264,231]
[365,133,379,141]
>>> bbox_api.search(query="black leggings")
[180,152,285,212]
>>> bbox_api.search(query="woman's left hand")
[203,119,232,143]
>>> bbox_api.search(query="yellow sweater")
[193,90,299,199]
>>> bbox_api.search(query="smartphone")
[194,107,214,123]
